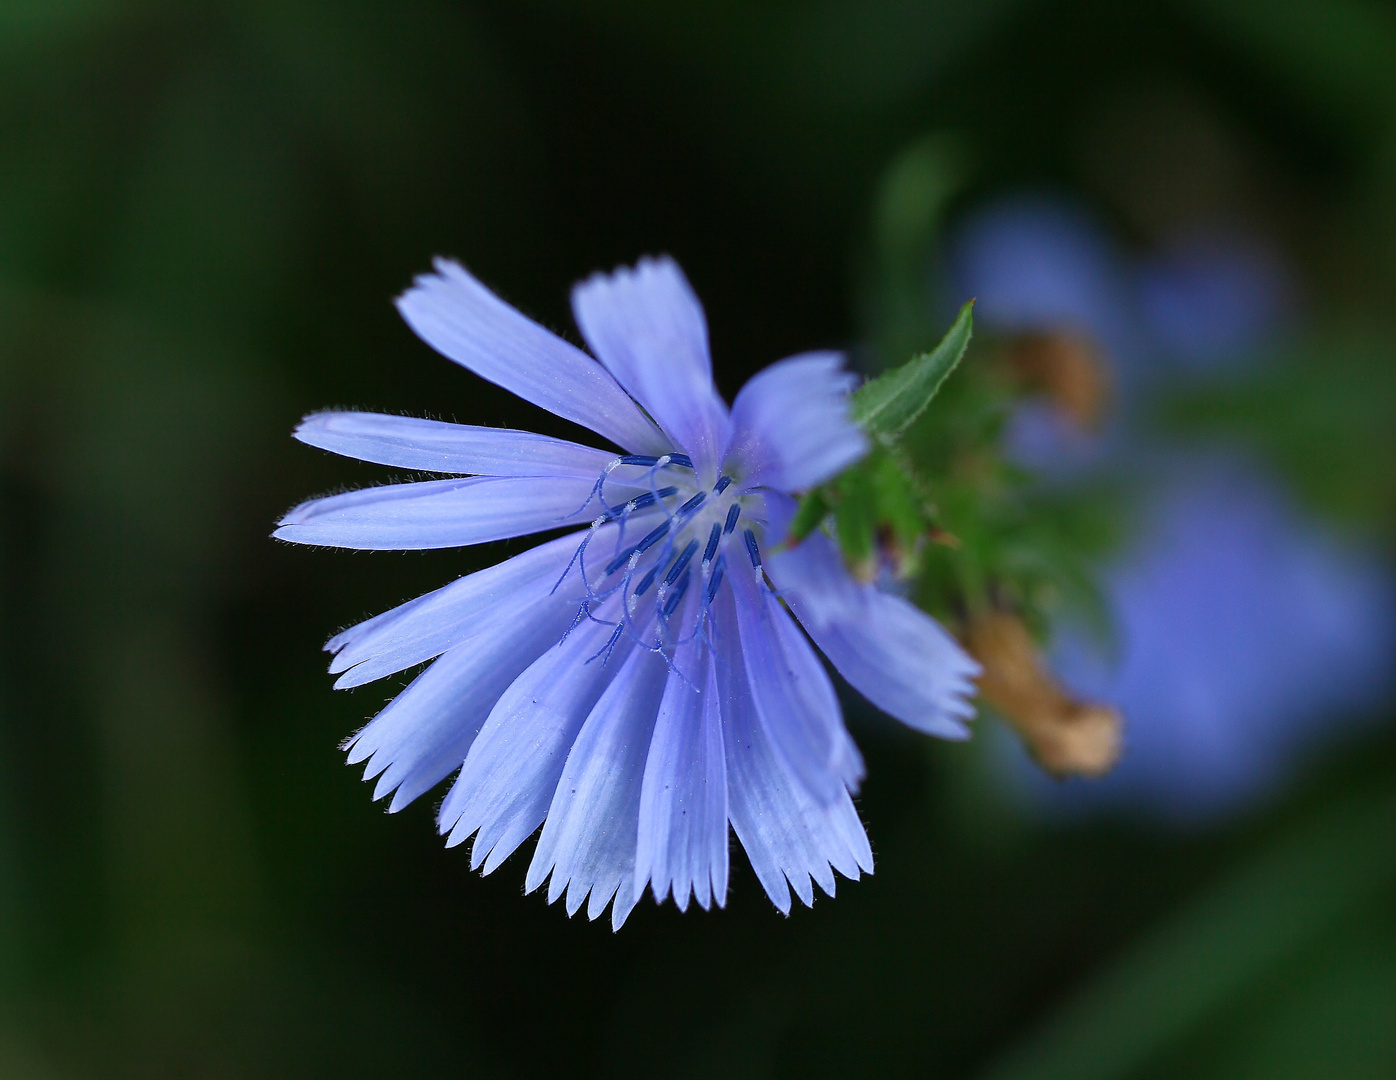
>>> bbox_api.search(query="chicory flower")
[277,256,979,926]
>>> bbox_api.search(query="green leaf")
[786,489,830,546]
[853,299,974,439]
[832,476,878,575]
[867,449,924,546]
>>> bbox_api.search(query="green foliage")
[796,133,1122,643]
[790,304,977,577]
[792,288,1121,640]
[853,299,975,439]
[819,446,928,577]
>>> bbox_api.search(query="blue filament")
[665,539,700,585]
[724,504,741,534]
[585,621,626,665]
[619,452,693,470]
[634,563,661,598]
[662,569,692,618]
[714,475,732,495]
[604,519,671,575]
[604,485,676,520]
[705,557,726,604]
[702,523,722,563]
[677,491,706,517]
[743,529,762,569]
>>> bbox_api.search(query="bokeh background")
[2,1,1394,1076]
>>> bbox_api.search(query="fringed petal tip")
[725,351,870,492]
[769,533,983,740]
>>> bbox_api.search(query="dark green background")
[1,1,1393,1076]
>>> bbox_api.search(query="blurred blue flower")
[277,256,979,925]
[1138,231,1292,372]
[1045,459,1395,818]
[949,197,1143,474]
[951,198,1135,356]
[950,197,1395,819]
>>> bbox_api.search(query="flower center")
[557,453,768,660]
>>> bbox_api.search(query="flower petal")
[397,259,667,454]
[769,533,979,738]
[571,257,731,478]
[525,646,670,930]
[438,606,638,874]
[635,627,729,912]
[294,411,620,478]
[725,351,868,492]
[274,474,652,551]
[344,596,577,813]
[326,529,595,688]
[712,587,872,913]
[730,568,864,806]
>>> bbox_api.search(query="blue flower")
[276,256,980,926]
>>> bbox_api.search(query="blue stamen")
[665,539,700,585]
[662,569,691,618]
[634,563,661,598]
[723,504,741,534]
[558,599,592,642]
[618,455,660,467]
[677,491,706,517]
[714,475,732,495]
[605,485,677,520]
[604,519,671,575]
[705,557,725,603]
[743,528,762,569]
[586,622,626,664]
[702,523,721,564]
[635,520,671,555]
[668,454,694,469]
[552,519,605,595]
[560,474,618,522]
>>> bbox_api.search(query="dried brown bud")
[1005,331,1111,429]
[965,612,1122,779]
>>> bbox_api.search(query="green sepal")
[852,299,974,440]
[787,488,830,546]
[867,449,924,551]
[831,470,878,577]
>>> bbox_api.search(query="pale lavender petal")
[274,474,652,551]
[525,647,670,929]
[635,630,729,911]
[438,607,640,874]
[326,530,594,688]
[397,259,667,454]
[730,568,864,805]
[294,411,620,478]
[725,351,868,492]
[572,257,731,478]
[769,532,979,738]
[713,588,873,913]
[344,596,577,813]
